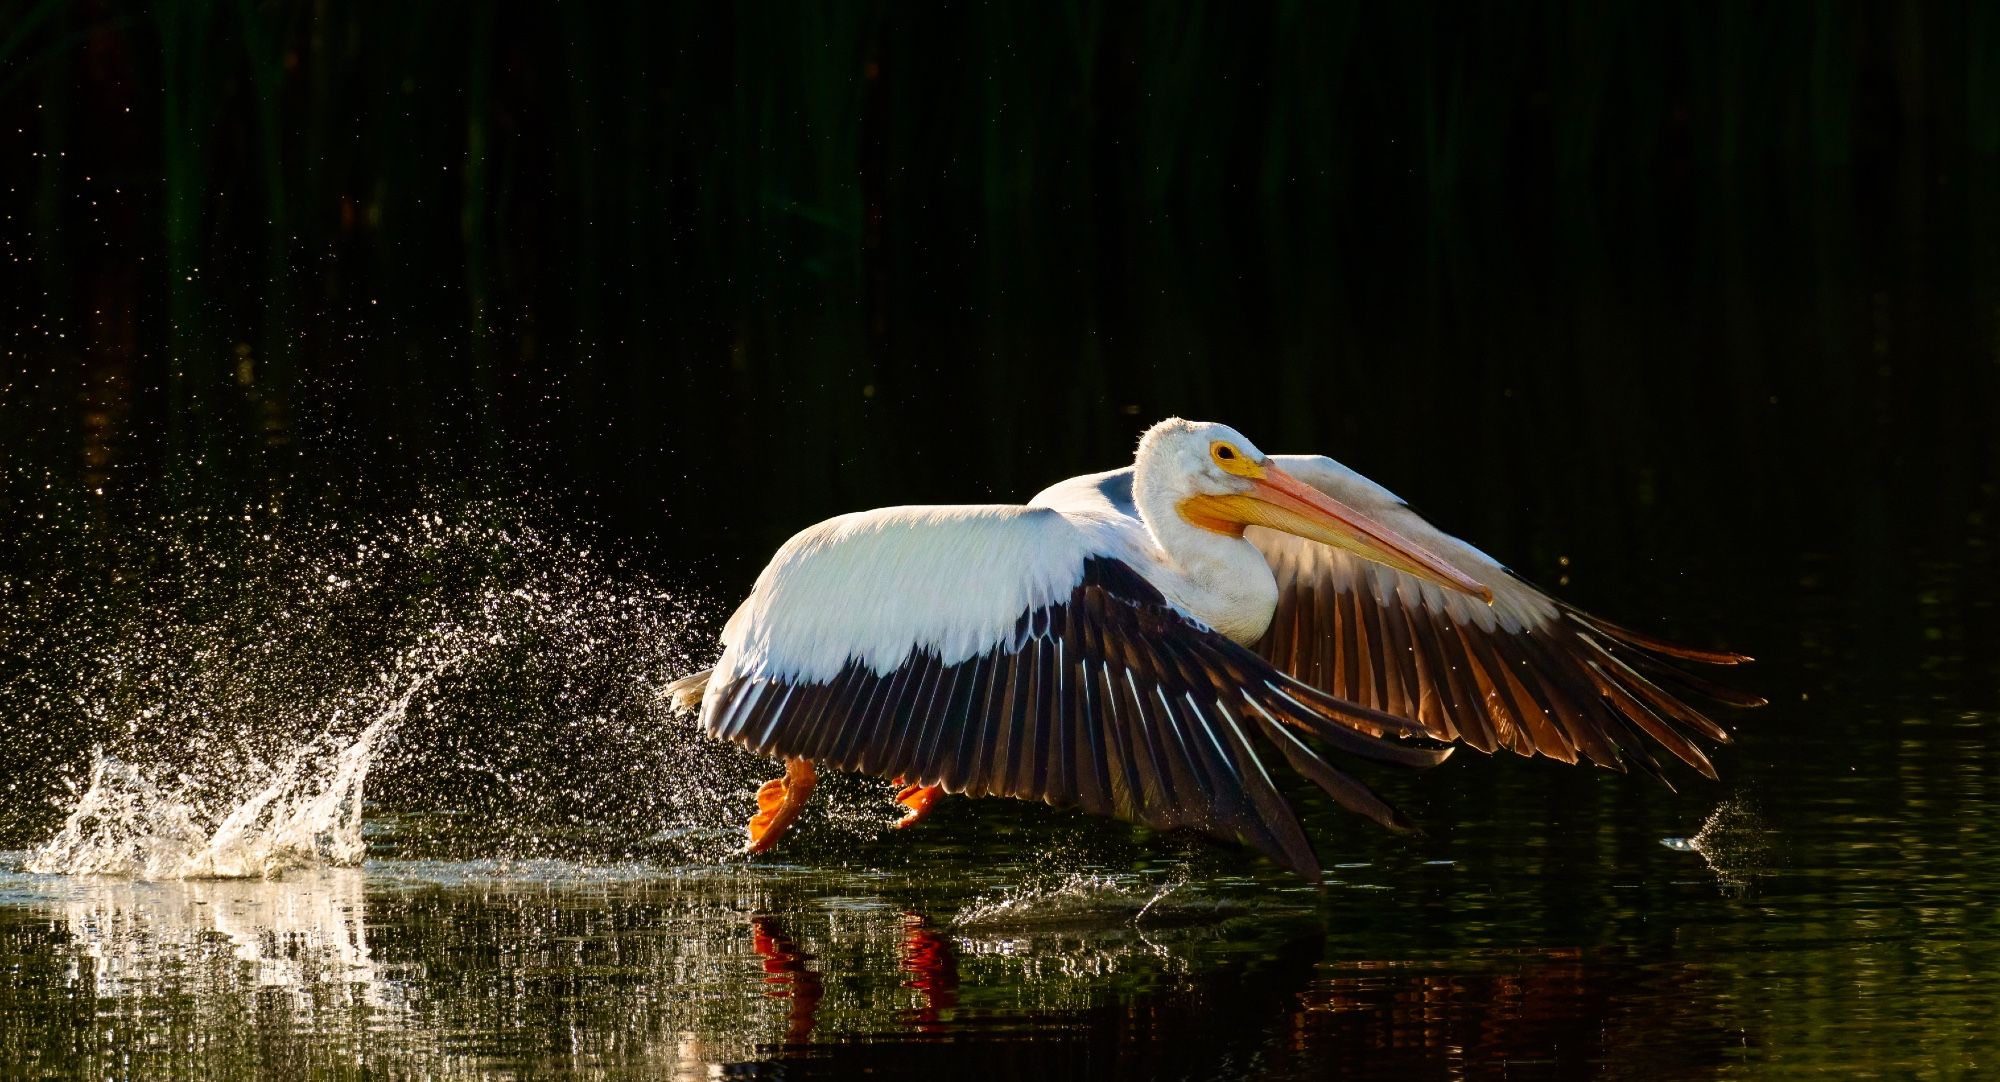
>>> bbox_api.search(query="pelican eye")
[1209,440,1263,478]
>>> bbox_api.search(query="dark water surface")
[5,4,2000,1078]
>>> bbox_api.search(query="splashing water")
[1661,799,1773,889]
[952,867,1236,932]
[954,873,1135,929]
[3,499,775,879]
[26,678,426,878]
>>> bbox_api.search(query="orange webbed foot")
[892,780,945,829]
[747,758,817,853]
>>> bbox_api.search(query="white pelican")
[668,418,1759,879]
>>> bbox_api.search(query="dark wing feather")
[1250,519,1764,781]
[704,557,1450,881]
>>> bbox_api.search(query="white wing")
[716,505,1114,684]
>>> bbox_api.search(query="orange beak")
[1184,462,1494,603]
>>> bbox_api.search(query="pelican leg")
[891,779,946,829]
[747,758,817,853]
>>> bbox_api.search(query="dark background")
[2,1,1996,690]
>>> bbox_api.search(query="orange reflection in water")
[1278,947,1738,1078]
[749,914,823,1046]
[898,912,959,1032]
[748,910,962,1047]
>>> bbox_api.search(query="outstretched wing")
[698,504,1449,880]
[1246,455,1764,780]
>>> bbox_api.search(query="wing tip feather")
[1567,608,1757,667]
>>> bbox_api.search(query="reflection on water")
[42,869,380,999]
[1284,950,1741,1079]
[2,742,1996,1081]
[0,867,440,1077]
[0,856,1317,1078]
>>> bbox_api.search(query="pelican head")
[1135,418,1492,602]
